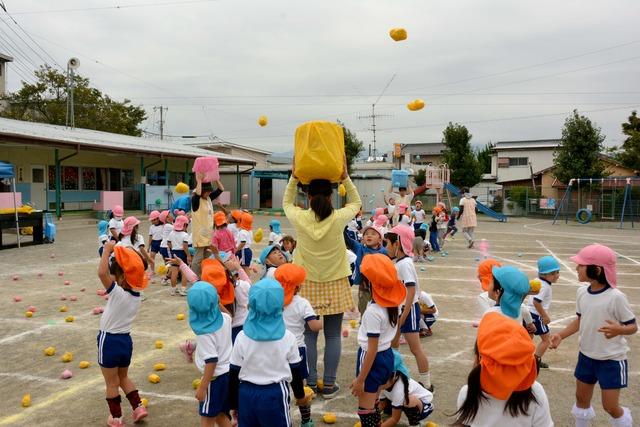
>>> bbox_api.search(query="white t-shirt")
[149,224,163,241]
[419,291,438,318]
[390,192,414,207]
[576,286,636,361]
[160,223,173,248]
[237,229,252,249]
[412,209,426,224]
[228,223,239,242]
[283,295,317,347]
[269,232,283,246]
[230,330,301,385]
[387,204,396,216]
[99,283,142,334]
[187,233,193,246]
[528,279,552,316]
[437,212,448,230]
[456,382,554,427]
[485,304,533,325]
[477,292,494,317]
[117,234,145,250]
[381,377,433,408]
[265,266,276,279]
[169,230,189,251]
[108,218,124,236]
[358,303,396,352]
[232,280,251,328]
[194,313,232,376]
[396,257,419,305]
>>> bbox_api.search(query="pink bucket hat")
[389,225,414,257]
[373,207,385,219]
[398,203,409,215]
[374,215,389,228]
[173,215,190,232]
[570,244,617,288]
[148,210,160,221]
[362,225,385,240]
[121,216,140,236]
[112,205,124,218]
[158,210,170,224]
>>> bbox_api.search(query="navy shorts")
[356,347,394,393]
[400,302,421,334]
[403,399,434,425]
[422,314,436,329]
[236,248,253,267]
[231,325,243,344]
[199,372,230,418]
[239,381,292,427]
[159,247,170,260]
[531,312,550,336]
[97,331,132,368]
[298,347,309,379]
[575,352,628,389]
[150,239,161,253]
[172,249,188,263]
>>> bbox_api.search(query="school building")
[0,117,255,217]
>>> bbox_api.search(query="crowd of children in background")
[95,178,636,427]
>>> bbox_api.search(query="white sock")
[610,407,632,427]
[420,372,431,389]
[572,404,595,427]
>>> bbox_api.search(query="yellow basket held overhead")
[294,121,345,185]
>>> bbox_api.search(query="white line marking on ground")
[0,372,58,384]
[536,240,578,278]
[549,315,577,326]
[614,250,640,266]
[138,391,193,402]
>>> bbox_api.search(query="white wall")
[495,149,555,183]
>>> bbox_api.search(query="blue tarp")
[0,161,15,179]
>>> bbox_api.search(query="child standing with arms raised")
[550,244,636,427]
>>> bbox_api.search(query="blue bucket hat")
[259,245,279,265]
[244,278,285,341]
[270,219,281,234]
[538,256,561,275]
[98,220,109,236]
[419,223,428,231]
[187,281,223,335]
[218,251,231,263]
[492,266,530,320]
[392,349,411,379]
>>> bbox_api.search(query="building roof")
[0,117,255,165]
[267,150,294,165]
[495,139,560,150]
[401,142,446,155]
[182,138,272,155]
[0,53,13,62]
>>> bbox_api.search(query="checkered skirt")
[299,277,354,316]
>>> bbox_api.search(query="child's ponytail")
[397,371,411,406]
[453,360,485,424]
[307,179,334,222]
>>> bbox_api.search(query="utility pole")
[153,106,168,140]
[358,74,395,159]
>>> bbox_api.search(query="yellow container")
[294,121,344,184]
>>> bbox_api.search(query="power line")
[9,0,219,15]
[0,14,57,70]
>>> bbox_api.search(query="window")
[63,166,79,190]
[32,168,44,184]
[82,168,96,190]
[146,170,166,186]
[508,157,528,167]
[169,172,184,186]
[48,166,56,190]
[122,169,134,189]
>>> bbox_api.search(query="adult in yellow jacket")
[283,156,362,399]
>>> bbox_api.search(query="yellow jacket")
[283,177,362,282]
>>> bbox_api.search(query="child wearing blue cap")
[228,278,309,427]
[268,219,283,246]
[98,220,110,257]
[379,350,434,426]
[187,281,233,427]
[485,265,535,330]
[259,245,287,279]
[527,256,561,369]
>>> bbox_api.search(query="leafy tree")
[553,110,607,184]
[414,168,426,187]
[441,122,481,188]
[476,142,494,174]
[338,120,364,174]
[616,110,640,171]
[1,66,146,136]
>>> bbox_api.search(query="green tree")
[414,168,426,187]
[338,120,364,174]
[441,122,481,188]
[1,66,146,136]
[617,110,640,171]
[553,110,607,184]
[476,142,494,174]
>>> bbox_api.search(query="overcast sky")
[2,0,639,154]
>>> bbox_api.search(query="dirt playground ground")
[0,215,639,426]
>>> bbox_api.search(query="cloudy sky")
[2,0,639,154]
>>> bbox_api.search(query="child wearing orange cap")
[385,226,433,391]
[549,244,636,427]
[235,212,254,272]
[455,312,553,426]
[212,211,236,254]
[97,241,149,427]
[351,253,406,427]
[275,264,322,427]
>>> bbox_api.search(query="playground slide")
[443,182,507,222]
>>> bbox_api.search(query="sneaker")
[177,287,187,296]
[107,416,125,427]
[179,340,196,363]
[321,383,340,399]
[132,405,148,423]
[301,421,315,427]
[305,383,319,394]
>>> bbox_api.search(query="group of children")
[94,193,636,426]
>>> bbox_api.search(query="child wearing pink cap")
[117,216,153,269]
[108,205,125,242]
[147,211,163,265]
[167,215,190,296]
[550,244,636,427]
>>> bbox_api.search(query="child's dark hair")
[453,343,539,423]
[108,210,115,220]
[414,228,426,240]
[307,179,334,222]
[386,232,398,245]
[118,226,139,248]
[492,275,503,297]
[386,371,411,406]
[586,265,610,286]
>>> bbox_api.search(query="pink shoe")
[107,415,125,427]
[132,405,148,423]
[179,340,196,363]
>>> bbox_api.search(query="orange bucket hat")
[477,312,537,400]
[113,246,148,290]
[274,263,307,306]
[360,253,406,308]
[214,211,227,227]
[239,212,253,231]
[230,210,243,223]
[201,258,235,305]
[478,259,502,291]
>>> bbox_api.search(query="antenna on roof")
[66,58,80,128]
[358,74,396,159]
